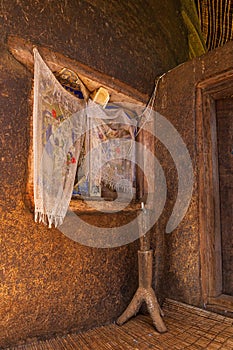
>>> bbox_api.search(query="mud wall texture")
[154,65,201,306]
[154,41,233,307]
[0,0,193,348]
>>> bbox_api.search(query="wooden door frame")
[196,69,233,312]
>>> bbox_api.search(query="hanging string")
[135,72,166,138]
[123,72,166,159]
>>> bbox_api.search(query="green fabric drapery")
[179,0,233,57]
[180,0,207,58]
[196,0,233,51]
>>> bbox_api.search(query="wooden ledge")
[69,198,142,215]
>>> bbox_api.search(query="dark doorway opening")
[216,98,233,297]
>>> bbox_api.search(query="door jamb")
[196,70,233,311]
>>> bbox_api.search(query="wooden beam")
[7,35,148,104]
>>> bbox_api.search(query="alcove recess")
[8,35,153,216]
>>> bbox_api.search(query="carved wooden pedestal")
[117,248,167,333]
[117,205,167,332]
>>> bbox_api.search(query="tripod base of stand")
[116,250,167,333]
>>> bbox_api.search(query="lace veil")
[33,48,138,228]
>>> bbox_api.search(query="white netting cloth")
[84,100,137,196]
[33,48,86,227]
[33,48,154,228]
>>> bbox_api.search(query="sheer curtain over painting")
[33,48,86,227]
[33,49,140,228]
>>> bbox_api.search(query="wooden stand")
[116,206,167,333]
